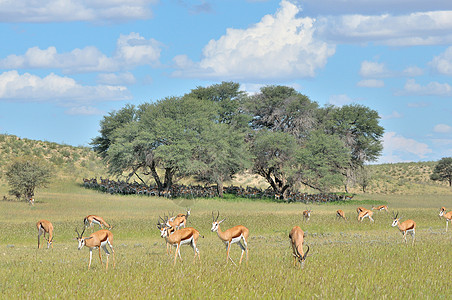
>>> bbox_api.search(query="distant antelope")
[289,226,310,268]
[336,209,347,220]
[391,212,416,245]
[211,212,249,265]
[358,209,374,222]
[302,209,311,221]
[36,220,53,249]
[84,215,112,230]
[75,227,115,270]
[372,205,388,212]
[167,209,190,230]
[439,208,452,232]
[29,197,35,206]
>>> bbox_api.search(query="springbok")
[75,227,115,270]
[157,222,201,265]
[211,212,249,265]
[302,209,311,221]
[391,212,416,245]
[84,215,112,230]
[358,209,374,222]
[289,226,310,268]
[336,209,347,220]
[439,208,452,232]
[36,219,53,249]
[372,205,389,212]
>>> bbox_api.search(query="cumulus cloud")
[172,0,335,80]
[97,72,136,85]
[65,106,104,116]
[379,132,432,163]
[316,10,452,46]
[0,33,162,74]
[429,46,452,75]
[433,124,452,133]
[328,94,355,106]
[0,70,131,104]
[0,0,157,23]
[380,111,403,120]
[397,79,452,96]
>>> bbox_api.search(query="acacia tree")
[321,104,384,192]
[93,83,252,193]
[431,157,452,186]
[5,156,53,201]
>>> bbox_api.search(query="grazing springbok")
[356,207,366,215]
[358,209,374,222]
[75,227,115,270]
[157,222,201,265]
[84,215,112,230]
[302,209,311,221]
[439,208,452,232]
[289,226,310,268]
[211,211,249,266]
[336,209,347,220]
[391,212,416,245]
[36,219,53,249]
[372,205,389,212]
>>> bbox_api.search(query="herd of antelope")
[35,205,451,270]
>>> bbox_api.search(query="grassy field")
[1,181,451,299]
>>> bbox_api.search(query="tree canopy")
[92,82,384,199]
[430,157,452,186]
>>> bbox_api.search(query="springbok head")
[211,211,226,232]
[294,245,310,268]
[391,211,401,227]
[75,227,91,250]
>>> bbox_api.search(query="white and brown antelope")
[289,226,310,268]
[166,209,191,230]
[358,209,374,222]
[75,227,115,270]
[36,219,53,249]
[157,222,201,265]
[391,212,416,245]
[211,212,249,266]
[29,197,35,206]
[438,208,452,232]
[302,209,311,221]
[84,215,112,230]
[372,205,389,212]
[336,209,347,220]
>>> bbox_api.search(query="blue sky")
[1,0,452,164]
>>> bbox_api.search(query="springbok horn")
[216,211,220,222]
[75,227,80,238]
[295,245,302,258]
[303,245,310,260]
[80,227,85,237]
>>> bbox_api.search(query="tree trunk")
[149,161,163,191]
[217,179,224,198]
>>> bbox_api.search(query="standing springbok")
[358,209,374,222]
[36,219,53,249]
[75,227,115,270]
[157,222,201,265]
[211,212,249,265]
[439,208,452,232]
[289,226,310,268]
[302,209,311,221]
[391,212,416,245]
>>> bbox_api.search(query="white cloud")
[359,61,389,78]
[65,106,104,116]
[316,10,452,46]
[379,132,432,163]
[0,33,162,74]
[429,46,452,75]
[328,94,354,106]
[173,0,335,80]
[397,79,452,96]
[0,0,157,23]
[0,70,131,104]
[381,111,403,120]
[433,124,452,133]
[357,79,384,88]
[97,72,136,85]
